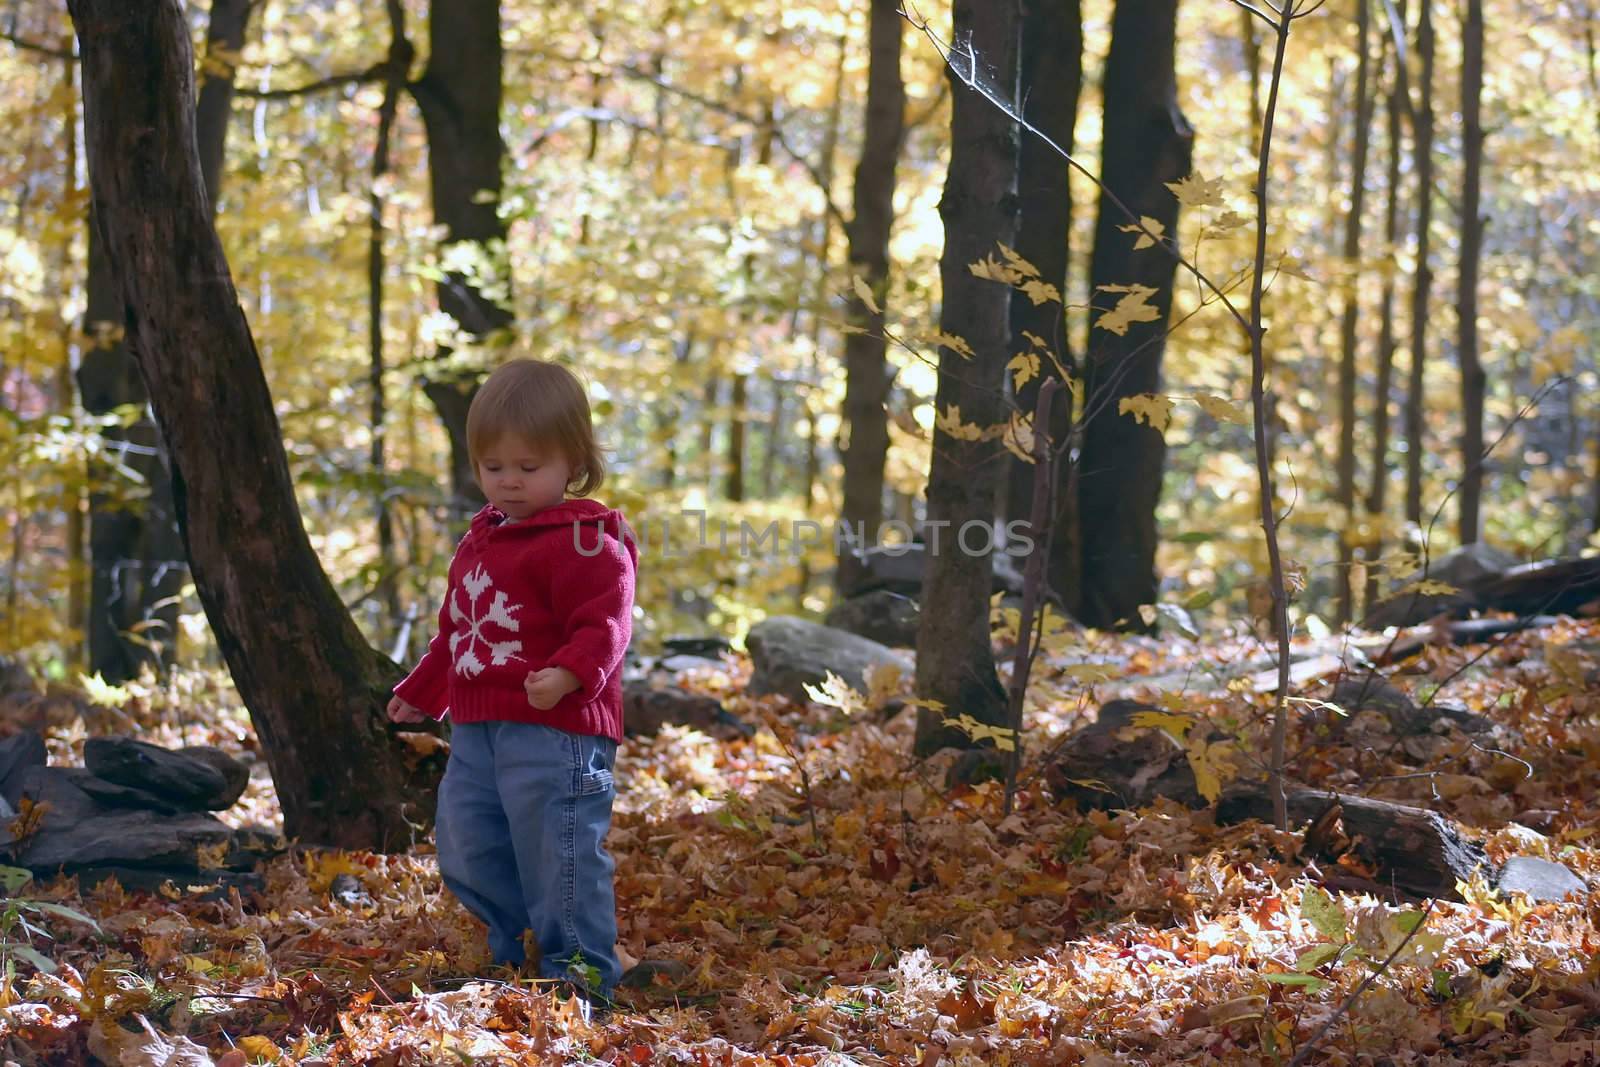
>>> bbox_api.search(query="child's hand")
[524,667,580,710]
[386,694,428,723]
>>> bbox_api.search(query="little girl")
[387,358,637,1008]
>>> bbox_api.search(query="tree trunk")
[1074,0,1192,631]
[1456,0,1486,545]
[411,0,510,511]
[194,0,251,209]
[726,372,747,502]
[1336,0,1375,625]
[369,1,413,644]
[838,0,906,576]
[77,0,252,681]
[79,222,184,682]
[69,0,442,850]
[1405,0,1435,529]
[1004,0,1083,612]
[702,368,721,487]
[912,0,1023,757]
[1367,0,1406,608]
[762,376,784,497]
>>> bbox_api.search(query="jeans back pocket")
[576,735,616,796]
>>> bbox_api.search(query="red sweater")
[393,498,638,742]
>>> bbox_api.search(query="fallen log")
[1219,789,1489,901]
[1470,557,1600,617]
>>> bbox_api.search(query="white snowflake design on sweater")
[448,563,524,677]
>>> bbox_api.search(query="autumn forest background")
[2,0,1600,1062]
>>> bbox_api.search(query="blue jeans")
[435,720,621,997]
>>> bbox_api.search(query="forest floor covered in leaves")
[5,617,1600,1065]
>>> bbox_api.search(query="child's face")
[475,435,575,520]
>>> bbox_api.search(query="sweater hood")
[469,499,639,569]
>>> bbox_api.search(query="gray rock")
[7,808,236,874]
[180,746,250,809]
[824,590,920,648]
[0,732,46,798]
[661,635,734,659]
[624,680,750,739]
[3,765,102,823]
[62,768,185,814]
[1496,856,1588,903]
[83,737,245,811]
[836,541,1027,600]
[744,616,912,706]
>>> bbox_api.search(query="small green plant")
[0,864,101,980]
[1266,885,1438,994]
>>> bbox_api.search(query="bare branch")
[613,63,850,231]
[1223,0,1282,29]
[233,65,385,100]
[1,31,75,61]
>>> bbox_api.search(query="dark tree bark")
[1003,0,1082,612]
[837,0,906,571]
[79,223,187,682]
[78,0,253,681]
[369,0,413,640]
[69,0,442,849]
[1405,0,1435,529]
[726,372,747,502]
[1367,0,1407,608]
[912,0,1023,757]
[194,0,251,209]
[410,0,510,511]
[1074,0,1192,631]
[761,375,783,497]
[1335,0,1375,625]
[1456,0,1486,545]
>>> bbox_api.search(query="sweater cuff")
[393,667,449,721]
[546,649,604,703]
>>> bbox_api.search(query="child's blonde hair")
[466,359,607,497]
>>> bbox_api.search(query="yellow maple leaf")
[1118,215,1167,250]
[969,254,1026,287]
[1019,278,1061,305]
[936,404,988,442]
[1021,330,1051,350]
[1130,709,1194,738]
[1000,411,1036,463]
[803,670,867,716]
[1165,171,1227,208]
[930,330,975,359]
[1194,393,1247,425]
[1095,284,1161,336]
[997,242,1040,279]
[1205,210,1251,235]
[1118,393,1174,433]
[1007,351,1039,390]
[1276,253,1316,280]
[1187,738,1227,803]
[851,274,882,315]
